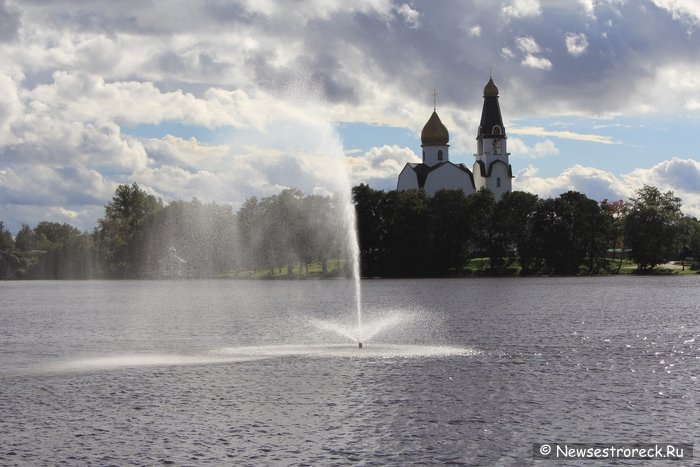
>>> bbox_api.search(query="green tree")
[624,185,683,270]
[97,183,162,278]
[353,184,388,276]
[237,196,262,271]
[677,216,700,269]
[465,188,497,270]
[600,199,626,273]
[383,189,430,276]
[428,189,470,274]
[0,221,20,279]
[494,191,539,274]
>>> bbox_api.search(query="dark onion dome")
[478,77,505,138]
[421,110,449,146]
[483,77,499,97]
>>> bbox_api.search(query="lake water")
[1,276,698,465]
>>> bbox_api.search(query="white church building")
[397,77,513,199]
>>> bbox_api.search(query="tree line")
[353,184,700,276]
[1,182,699,279]
[0,184,351,279]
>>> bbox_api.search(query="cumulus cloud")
[515,36,541,54]
[509,138,559,158]
[395,3,421,28]
[501,47,516,59]
[502,0,542,19]
[345,144,420,190]
[1,0,700,231]
[517,158,700,217]
[565,33,589,56]
[514,36,551,70]
[521,54,553,70]
[517,164,628,202]
[651,0,700,25]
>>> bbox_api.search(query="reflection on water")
[24,344,479,375]
[0,277,699,465]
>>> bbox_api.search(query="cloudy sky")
[1,0,700,232]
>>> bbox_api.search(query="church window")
[493,139,501,154]
[437,150,443,160]
[493,126,501,135]
[497,177,501,188]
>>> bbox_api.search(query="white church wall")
[423,146,449,167]
[424,164,474,196]
[397,164,419,190]
[485,162,512,200]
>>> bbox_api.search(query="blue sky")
[1,0,700,232]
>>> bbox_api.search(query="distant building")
[158,246,187,278]
[397,77,513,199]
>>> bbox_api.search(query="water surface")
[1,277,698,465]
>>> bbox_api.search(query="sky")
[1,0,700,232]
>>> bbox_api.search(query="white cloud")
[625,157,700,195]
[565,32,589,56]
[396,4,421,28]
[503,0,542,19]
[517,158,700,217]
[579,0,596,17]
[345,144,419,189]
[509,138,560,158]
[1,0,700,232]
[514,36,551,70]
[651,0,700,25]
[501,47,516,59]
[685,99,700,110]
[515,36,541,54]
[521,54,552,70]
[509,126,618,144]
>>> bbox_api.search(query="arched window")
[497,177,501,188]
[493,126,501,135]
[437,150,443,161]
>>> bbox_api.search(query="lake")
[1,276,698,465]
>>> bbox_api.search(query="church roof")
[478,78,505,139]
[407,162,474,189]
[421,110,449,146]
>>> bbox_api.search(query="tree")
[558,191,612,274]
[624,185,683,270]
[382,189,431,276]
[677,216,700,269]
[353,184,388,276]
[494,191,539,274]
[0,221,19,279]
[601,199,626,273]
[97,183,162,278]
[428,189,470,273]
[465,188,497,270]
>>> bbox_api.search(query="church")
[397,77,513,199]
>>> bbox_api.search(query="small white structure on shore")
[158,246,187,278]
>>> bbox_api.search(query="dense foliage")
[1,183,699,279]
[352,184,700,276]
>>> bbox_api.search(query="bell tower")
[473,76,513,199]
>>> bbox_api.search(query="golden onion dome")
[484,78,499,97]
[421,110,449,146]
